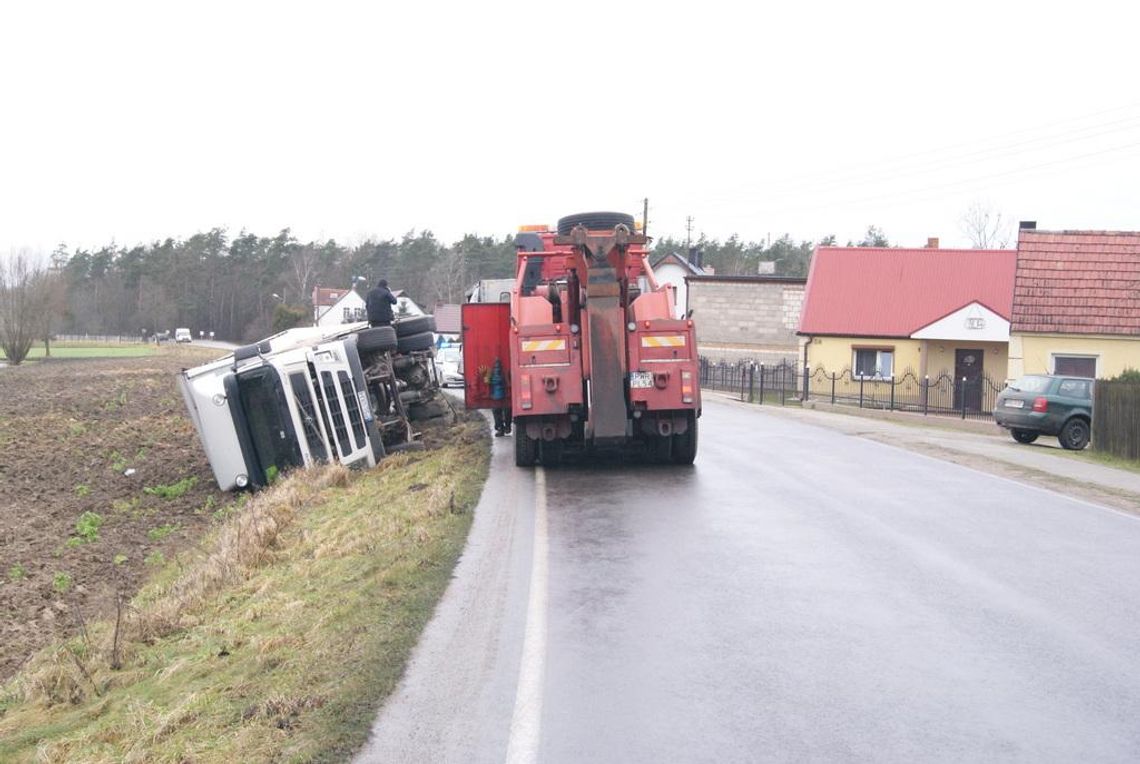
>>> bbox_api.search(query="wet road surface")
[358,397,1140,763]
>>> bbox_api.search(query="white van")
[174,328,192,343]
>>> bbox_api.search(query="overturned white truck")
[179,316,446,491]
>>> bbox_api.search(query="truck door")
[309,341,376,469]
[462,303,511,410]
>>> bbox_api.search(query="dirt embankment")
[0,349,230,682]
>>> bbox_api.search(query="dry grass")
[0,415,490,763]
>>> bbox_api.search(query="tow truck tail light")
[520,373,533,410]
[1032,396,1048,413]
[681,370,693,404]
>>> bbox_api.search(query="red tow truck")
[463,211,701,466]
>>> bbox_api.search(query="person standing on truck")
[487,358,512,437]
[366,279,398,327]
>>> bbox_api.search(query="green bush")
[74,511,104,544]
[1109,367,1140,383]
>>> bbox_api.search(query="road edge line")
[505,466,548,764]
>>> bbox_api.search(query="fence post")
[758,364,765,405]
[830,372,836,405]
[780,363,786,406]
[923,375,929,416]
[890,375,895,411]
[961,376,967,420]
[748,363,755,403]
[859,375,865,408]
[802,363,809,403]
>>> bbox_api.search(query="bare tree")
[0,251,52,365]
[959,202,1012,249]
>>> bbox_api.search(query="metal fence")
[1093,380,1140,460]
[699,359,801,405]
[699,358,1004,420]
[55,334,148,344]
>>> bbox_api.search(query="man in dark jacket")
[366,279,398,326]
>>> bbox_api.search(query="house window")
[853,348,894,379]
[342,307,352,322]
[1052,355,1096,378]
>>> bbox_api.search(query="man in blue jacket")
[366,279,397,327]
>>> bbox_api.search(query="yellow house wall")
[924,341,1009,381]
[804,336,1009,380]
[1009,333,1140,378]
[804,337,922,376]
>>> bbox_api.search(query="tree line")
[1,224,895,363]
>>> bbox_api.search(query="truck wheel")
[395,315,436,336]
[1011,429,1038,444]
[356,326,397,352]
[539,439,563,467]
[397,330,434,353]
[515,421,537,467]
[671,412,698,465]
[1059,418,1090,451]
[556,211,637,235]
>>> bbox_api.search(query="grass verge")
[0,344,156,361]
[0,416,489,763]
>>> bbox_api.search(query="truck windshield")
[235,366,303,484]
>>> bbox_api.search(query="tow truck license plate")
[1005,399,1025,408]
[630,372,653,389]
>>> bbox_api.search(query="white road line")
[505,466,549,764]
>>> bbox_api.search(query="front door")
[954,348,984,411]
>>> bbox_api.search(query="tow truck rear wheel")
[514,419,537,467]
[671,412,698,465]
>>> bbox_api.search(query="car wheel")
[1059,418,1090,451]
[1011,429,1039,445]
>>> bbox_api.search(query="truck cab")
[180,318,443,490]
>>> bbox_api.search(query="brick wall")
[688,278,806,364]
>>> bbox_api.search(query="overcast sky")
[2,0,1138,256]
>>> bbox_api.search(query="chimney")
[925,237,939,249]
[1019,220,1037,230]
[688,246,702,268]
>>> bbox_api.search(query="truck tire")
[539,439,563,467]
[395,315,436,336]
[515,420,537,467]
[397,330,434,353]
[233,340,270,361]
[556,211,637,235]
[671,412,698,465]
[356,326,398,352]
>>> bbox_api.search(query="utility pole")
[642,197,649,237]
[685,216,694,249]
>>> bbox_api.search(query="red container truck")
[463,211,701,466]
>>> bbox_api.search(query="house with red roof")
[1008,225,1140,379]
[798,243,1018,395]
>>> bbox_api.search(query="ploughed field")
[0,348,230,682]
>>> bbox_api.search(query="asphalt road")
[357,397,1140,763]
